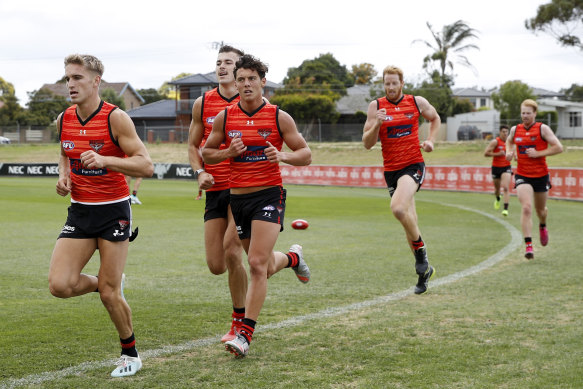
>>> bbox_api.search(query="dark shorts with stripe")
[230,186,286,240]
[58,199,133,241]
[204,189,230,222]
[491,165,513,179]
[384,162,426,197]
[514,174,551,192]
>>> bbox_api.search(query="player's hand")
[505,151,514,161]
[420,140,434,152]
[198,171,215,190]
[264,141,280,163]
[375,108,387,124]
[228,134,246,157]
[80,150,106,169]
[525,148,539,158]
[55,175,71,197]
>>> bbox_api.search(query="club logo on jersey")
[257,129,272,140]
[62,141,75,151]
[206,116,215,124]
[405,113,415,119]
[89,140,105,153]
[118,220,129,231]
[276,206,283,214]
[228,130,242,138]
[531,136,537,141]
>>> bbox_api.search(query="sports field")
[0,177,581,388]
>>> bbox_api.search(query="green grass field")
[0,177,581,388]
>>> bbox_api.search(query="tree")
[561,83,583,101]
[491,81,536,122]
[137,88,165,104]
[405,71,454,121]
[159,73,193,99]
[283,53,354,97]
[351,63,377,85]
[24,88,70,125]
[270,93,338,123]
[100,88,126,111]
[525,0,583,49]
[413,20,480,87]
[0,77,25,125]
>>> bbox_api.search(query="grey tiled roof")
[126,99,176,119]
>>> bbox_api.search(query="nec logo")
[62,141,75,150]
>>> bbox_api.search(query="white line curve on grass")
[1,202,521,388]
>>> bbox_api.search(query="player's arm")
[264,110,311,166]
[527,124,564,158]
[80,109,153,177]
[202,110,246,164]
[505,126,517,161]
[416,95,440,152]
[55,113,71,197]
[484,138,499,157]
[187,97,215,189]
[362,100,383,150]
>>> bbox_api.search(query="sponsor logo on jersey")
[234,145,267,162]
[61,224,75,234]
[62,141,75,151]
[386,125,412,138]
[257,129,272,140]
[89,140,105,153]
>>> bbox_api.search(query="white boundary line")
[1,202,521,388]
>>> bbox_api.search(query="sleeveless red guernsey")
[59,101,129,204]
[514,122,548,177]
[200,88,240,191]
[223,102,283,188]
[492,137,510,168]
[377,94,424,171]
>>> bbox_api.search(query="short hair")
[521,99,538,113]
[219,45,244,57]
[499,125,509,131]
[382,65,404,82]
[64,54,104,76]
[234,54,269,79]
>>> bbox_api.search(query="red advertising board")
[280,165,583,201]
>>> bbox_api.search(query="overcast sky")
[1,0,582,106]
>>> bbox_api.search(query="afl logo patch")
[62,141,75,150]
[385,115,393,121]
[228,130,242,138]
[206,116,215,124]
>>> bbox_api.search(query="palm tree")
[413,20,480,86]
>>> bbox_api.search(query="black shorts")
[514,174,551,192]
[230,186,286,240]
[491,165,513,179]
[204,189,230,222]
[384,162,426,197]
[58,200,133,241]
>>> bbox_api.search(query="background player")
[484,125,513,216]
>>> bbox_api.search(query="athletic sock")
[504,203,509,210]
[232,307,245,325]
[411,236,424,251]
[120,333,138,357]
[525,237,532,247]
[240,318,256,343]
[132,190,137,196]
[286,251,299,268]
[496,195,501,201]
[539,223,546,229]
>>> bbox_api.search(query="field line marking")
[1,202,521,388]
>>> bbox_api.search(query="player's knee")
[48,276,74,298]
[207,260,227,275]
[391,203,407,220]
[98,285,120,310]
[247,256,267,277]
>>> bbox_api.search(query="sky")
[1,0,582,106]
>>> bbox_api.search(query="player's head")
[64,54,104,77]
[234,54,268,79]
[520,99,538,125]
[216,45,244,85]
[499,125,509,140]
[382,65,404,101]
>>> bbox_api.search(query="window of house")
[569,112,582,127]
[480,98,487,107]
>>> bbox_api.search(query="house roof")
[452,87,491,98]
[169,71,283,89]
[126,99,176,119]
[336,85,373,114]
[40,81,145,103]
[538,98,583,109]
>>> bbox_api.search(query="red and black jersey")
[377,94,424,171]
[492,136,511,168]
[200,88,240,191]
[513,122,548,177]
[223,102,283,188]
[59,100,129,204]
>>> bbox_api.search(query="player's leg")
[533,190,549,246]
[390,175,421,243]
[516,183,535,258]
[48,238,98,298]
[500,172,511,215]
[204,217,229,275]
[493,177,501,209]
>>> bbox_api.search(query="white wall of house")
[446,110,500,141]
[538,98,583,139]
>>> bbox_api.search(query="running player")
[49,54,153,377]
[362,65,440,295]
[484,125,513,216]
[187,45,248,342]
[506,99,563,259]
[202,54,312,357]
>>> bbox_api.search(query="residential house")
[40,81,145,110]
[538,98,583,139]
[452,87,494,109]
